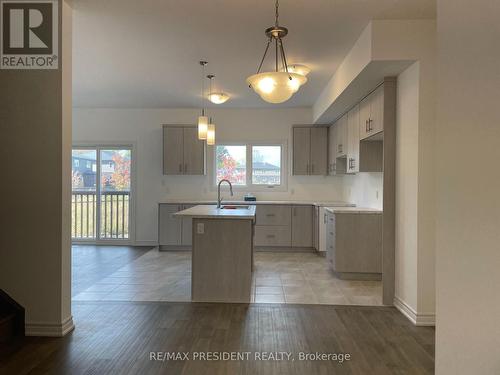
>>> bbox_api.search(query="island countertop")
[174,204,257,220]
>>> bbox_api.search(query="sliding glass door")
[71,146,132,242]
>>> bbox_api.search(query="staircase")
[0,290,24,355]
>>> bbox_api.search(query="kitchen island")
[175,205,256,303]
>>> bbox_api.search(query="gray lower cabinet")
[159,203,316,250]
[327,211,382,279]
[158,204,193,249]
[291,206,313,247]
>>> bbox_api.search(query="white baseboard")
[26,316,75,337]
[394,296,435,326]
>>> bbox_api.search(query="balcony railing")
[71,191,129,240]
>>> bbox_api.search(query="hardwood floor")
[0,301,435,374]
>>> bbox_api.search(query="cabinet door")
[255,205,292,226]
[163,127,184,175]
[347,105,360,174]
[328,124,337,175]
[335,114,348,157]
[183,127,205,175]
[310,127,328,175]
[369,85,384,135]
[292,127,311,175]
[359,94,371,140]
[292,205,313,247]
[181,204,195,245]
[159,204,182,246]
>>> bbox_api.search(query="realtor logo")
[1,0,58,69]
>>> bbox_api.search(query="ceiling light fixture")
[206,75,216,146]
[206,74,230,104]
[246,0,307,104]
[197,61,209,140]
[286,64,311,77]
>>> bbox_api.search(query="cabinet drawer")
[254,225,291,247]
[255,205,291,226]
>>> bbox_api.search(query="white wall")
[73,107,346,243]
[0,1,73,336]
[436,0,500,373]
[395,62,419,312]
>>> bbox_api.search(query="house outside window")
[215,143,286,190]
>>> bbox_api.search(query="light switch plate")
[197,223,205,234]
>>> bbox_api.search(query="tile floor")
[73,249,383,306]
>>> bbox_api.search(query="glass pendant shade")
[246,72,307,104]
[198,116,208,140]
[206,123,216,146]
[287,64,311,77]
[208,92,230,104]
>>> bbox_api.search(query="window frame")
[213,141,288,192]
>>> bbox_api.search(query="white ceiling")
[73,0,435,108]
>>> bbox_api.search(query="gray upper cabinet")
[328,124,337,175]
[293,126,327,176]
[347,105,360,174]
[292,127,311,175]
[335,114,348,158]
[163,125,205,175]
[359,85,384,140]
[291,205,313,247]
[183,127,205,175]
[310,128,328,175]
[163,127,184,175]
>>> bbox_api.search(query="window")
[215,143,285,189]
[216,145,246,185]
[252,146,281,185]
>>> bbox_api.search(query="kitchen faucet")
[217,179,233,208]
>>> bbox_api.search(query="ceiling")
[72,0,435,108]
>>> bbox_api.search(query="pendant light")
[207,74,230,104]
[206,75,216,146]
[197,61,209,140]
[246,0,308,104]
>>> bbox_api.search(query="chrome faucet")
[217,179,233,208]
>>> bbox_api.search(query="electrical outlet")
[197,223,205,234]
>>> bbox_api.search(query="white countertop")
[324,207,382,214]
[161,200,355,207]
[174,205,257,220]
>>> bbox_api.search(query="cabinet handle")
[368,118,373,131]
[324,214,327,224]
[311,164,315,173]
[306,164,309,174]
[266,234,276,239]
[184,164,187,172]
[178,163,182,173]
[365,119,369,132]
[266,213,276,217]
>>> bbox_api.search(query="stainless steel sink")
[221,205,251,210]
